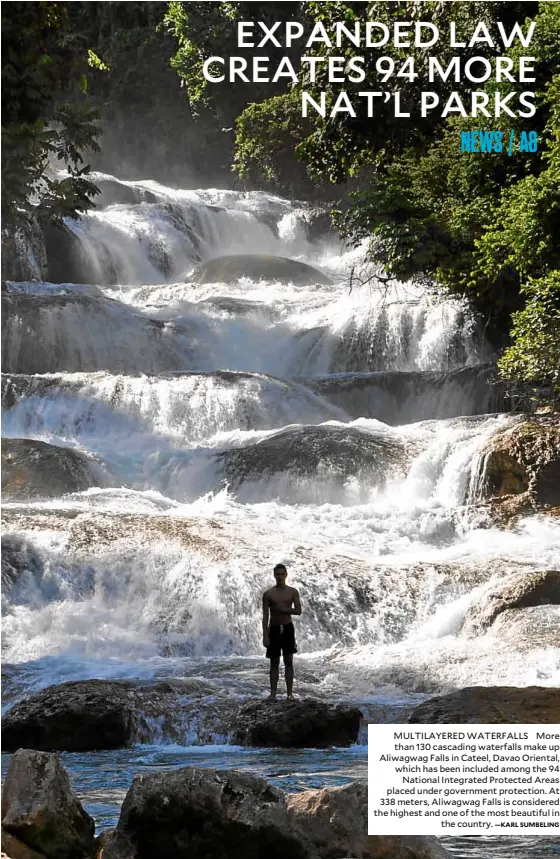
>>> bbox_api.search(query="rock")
[1,827,47,859]
[217,424,408,503]
[2,678,221,752]
[103,768,449,859]
[301,208,336,244]
[1,288,192,374]
[462,570,560,636]
[302,365,507,424]
[474,416,560,510]
[230,698,362,748]
[1,216,47,282]
[1,749,95,859]
[408,686,560,723]
[286,783,449,859]
[491,605,560,650]
[190,254,332,286]
[2,681,134,753]
[42,222,101,285]
[1,439,96,501]
[102,766,307,859]
[1,536,44,594]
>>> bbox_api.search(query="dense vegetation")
[1,2,100,225]
[2,1,558,397]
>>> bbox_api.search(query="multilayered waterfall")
[2,173,559,855]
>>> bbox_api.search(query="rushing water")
[2,173,559,857]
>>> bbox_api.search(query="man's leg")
[269,657,280,699]
[284,653,294,698]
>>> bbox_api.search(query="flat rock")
[2,678,217,753]
[190,254,332,286]
[230,698,362,748]
[462,570,560,636]
[1,749,94,859]
[408,686,560,723]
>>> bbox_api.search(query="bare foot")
[267,694,277,701]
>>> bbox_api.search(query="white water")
[3,175,560,711]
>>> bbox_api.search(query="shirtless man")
[262,563,302,700]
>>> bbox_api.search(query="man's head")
[273,563,287,585]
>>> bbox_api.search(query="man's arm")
[262,593,270,646]
[290,588,302,616]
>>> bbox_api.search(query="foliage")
[1,1,101,225]
[163,1,303,123]
[304,2,559,334]
[498,274,560,392]
[234,92,313,194]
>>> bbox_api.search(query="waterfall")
[2,172,559,711]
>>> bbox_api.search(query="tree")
[1,1,102,226]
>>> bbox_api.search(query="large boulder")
[2,680,135,753]
[462,570,560,636]
[102,766,307,859]
[103,767,449,859]
[231,698,362,748]
[408,686,560,723]
[2,678,218,753]
[475,416,560,509]
[1,749,95,859]
[286,783,449,859]
[1,439,96,501]
[190,254,332,286]
[217,424,408,503]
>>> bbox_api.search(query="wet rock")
[2,679,220,752]
[1,749,95,859]
[474,416,560,509]
[93,177,158,208]
[1,537,44,593]
[102,766,306,859]
[1,439,96,501]
[2,681,135,753]
[408,686,560,723]
[302,365,507,424]
[491,605,560,650]
[286,783,449,859]
[462,570,560,636]
[190,254,332,286]
[1,216,47,282]
[103,767,449,859]
[1,827,47,859]
[43,222,101,285]
[1,288,192,374]
[230,698,362,748]
[218,424,408,502]
[301,208,336,244]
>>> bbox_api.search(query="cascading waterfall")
[2,171,559,853]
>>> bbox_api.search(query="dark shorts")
[266,623,297,659]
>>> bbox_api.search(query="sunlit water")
[2,173,559,856]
